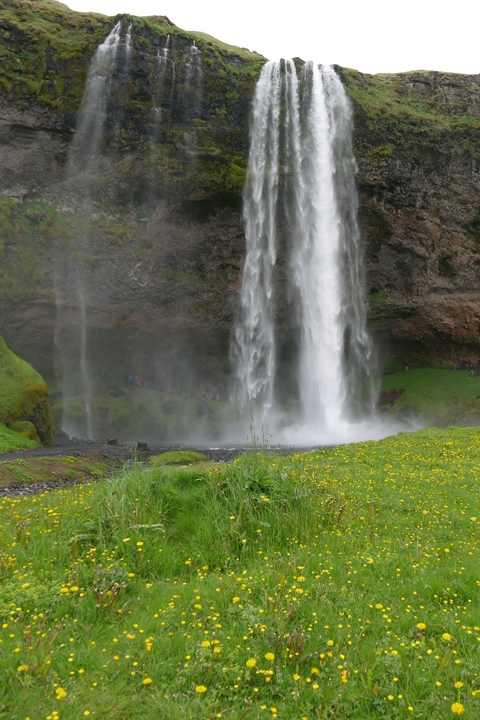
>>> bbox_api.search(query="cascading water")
[54,22,128,440]
[150,35,171,134]
[232,62,282,418]
[233,59,376,442]
[183,41,203,157]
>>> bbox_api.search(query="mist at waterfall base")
[53,29,404,446]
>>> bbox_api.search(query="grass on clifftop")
[0,426,479,718]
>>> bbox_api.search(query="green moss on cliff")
[341,68,480,159]
[0,336,54,445]
[0,196,72,302]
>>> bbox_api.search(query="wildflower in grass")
[246,658,257,668]
[451,702,466,715]
[201,640,211,648]
[196,685,207,693]
[455,681,464,689]
[442,633,452,641]
[16,665,28,672]
[417,623,426,630]
[142,678,153,685]
[293,673,301,681]
[265,652,275,661]
[55,688,67,699]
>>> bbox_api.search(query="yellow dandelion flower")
[455,681,464,689]
[442,633,452,641]
[246,658,257,668]
[201,640,211,648]
[265,652,275,661]
[417,623,426,630]
[451,702,465,715]
[142,678,153,685]
[196,684,207,693]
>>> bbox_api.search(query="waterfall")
[150,34,171,134]
[183,41,203,158]
[232,62,282,418]
[233,59,376,441]
[185,40,203,103]
[54,22,127,440]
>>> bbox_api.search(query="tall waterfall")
[54,22,128,440]
[233,60,376,441]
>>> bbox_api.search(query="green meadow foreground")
[1,429,479,719]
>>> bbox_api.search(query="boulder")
[0,336,54,446]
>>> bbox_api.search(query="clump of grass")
[0,426,479,718]
[148,450,208,466]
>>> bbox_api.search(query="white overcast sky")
[64,0,478,76]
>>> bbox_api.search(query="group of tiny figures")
[453,359,477,376]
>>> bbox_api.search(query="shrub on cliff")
[0,336,54,446]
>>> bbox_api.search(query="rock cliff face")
[1,0,480,395]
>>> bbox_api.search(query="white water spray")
[233,60,377,442]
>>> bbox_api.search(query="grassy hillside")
[380,368,480,426]
[0,426,479,718]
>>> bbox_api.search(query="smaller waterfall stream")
[54,21,129,439]
[233,60,377,442]
[150,35,171,134]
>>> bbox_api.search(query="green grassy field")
[0,426,479,718]
[380,368,480,427]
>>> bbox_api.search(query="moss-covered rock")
[0,422,39,452]
[0,336,54,445]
